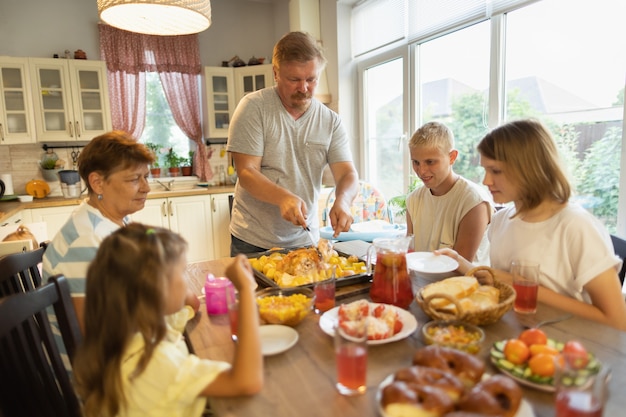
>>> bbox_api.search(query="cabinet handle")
[0,123,4,141]
[68,122,74,137]
[168,201,173,216]
[161,201,167,217]
[211,197,216,212]
[75,121,81,138]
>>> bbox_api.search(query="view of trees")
[388,88,623,232]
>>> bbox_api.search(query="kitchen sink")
[148,176,199,191]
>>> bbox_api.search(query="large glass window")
[505,0,626,232]
[362,56,406,201]
[418,21,491,186]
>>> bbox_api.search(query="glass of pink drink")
[555,354,609,417]
[335,317,368,395]
[314,267,336,314]
[511,260,539,314]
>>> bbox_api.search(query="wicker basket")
[415,266,515,326]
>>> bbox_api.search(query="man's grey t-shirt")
[226,86,353,249]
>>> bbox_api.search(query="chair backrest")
[0,246,45,297]
[0,275,83,417]
[323,181,393,226]
[610,234,626,286]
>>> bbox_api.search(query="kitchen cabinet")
[204,65,273,139]
[29,58,111,142]
[30,205,74,240]
[234,64,273,102]
[210,193,233,259]
[0,57,36,145]
[131,195,215,263]
[204,67,236,138]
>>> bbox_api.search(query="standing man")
[227,31,359,255]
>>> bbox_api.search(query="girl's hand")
[226,254,257,293]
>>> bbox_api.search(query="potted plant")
[181,150,194,176]
[164,148,184,177]
[145,142,164,178]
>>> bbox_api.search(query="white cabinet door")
[132,195,214,262]
[30,205,75,240]
[29,58,111,142]
[211,193,232,259]
[169,195,214,263]
[234,65,274,102]
[130,198,169,228]
[204,67,235,139]
[0,57,36,145]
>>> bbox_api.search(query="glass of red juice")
[511,260,539,314]
[314,268,336,314]
[555,353,608,417]
[335,317,368,395]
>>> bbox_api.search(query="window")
[504,0,626,232]
[139,72,191,163]
[357,0,626,234]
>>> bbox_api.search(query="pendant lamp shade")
[97,0,212,36]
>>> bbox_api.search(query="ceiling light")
[97,0,212,36]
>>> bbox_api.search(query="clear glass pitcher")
[366,236,413,309]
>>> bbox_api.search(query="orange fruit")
[519,328,548,347]
[528,353,558,377]
[529,344,559,357]
[504,339,530,365]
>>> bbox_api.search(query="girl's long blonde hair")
[477,118,571,217]
[73,223,188,417]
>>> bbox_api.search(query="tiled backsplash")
[0,142,236,195]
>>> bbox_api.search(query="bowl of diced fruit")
[256,287,315,327]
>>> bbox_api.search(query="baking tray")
[246,248,372,289]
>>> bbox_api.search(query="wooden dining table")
[184,257,626,417]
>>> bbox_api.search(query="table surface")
[185,258,626,417]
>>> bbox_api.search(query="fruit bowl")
[421,320,485,354]
[256,287,315,327]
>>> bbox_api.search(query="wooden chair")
[0,275,82,417]
[610,234,626,286]
[0,246,45,297]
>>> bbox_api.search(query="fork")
[304,226,323,259]
[524,313,573,329]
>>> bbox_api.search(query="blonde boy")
[406,121,492,264]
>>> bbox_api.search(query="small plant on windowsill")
[181,150,194,176]
[145,142,165,178]
[164,148,185,177]
[388,176,421,223]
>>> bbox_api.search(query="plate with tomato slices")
[319,301,418,345]
[490,338,602,392]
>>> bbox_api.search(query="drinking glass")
[510,260,539,314]
[226,290,239,342]
[335,317,368,395]
[205,274,235,315]
[314,267,336,314]
[555,353,609,417]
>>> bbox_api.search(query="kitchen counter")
[0,185,235,223]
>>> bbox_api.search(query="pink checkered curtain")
[99,24,147,139]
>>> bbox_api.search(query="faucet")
[155,179,175,191]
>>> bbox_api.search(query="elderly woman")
[43,131,198,330]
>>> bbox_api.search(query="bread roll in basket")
[415,266,515,326]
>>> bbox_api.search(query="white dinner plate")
[376,373,535,417]
[319,303,418,345]
[319,224,406,242]
[406,252,458,275]
[259,325,299,356]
